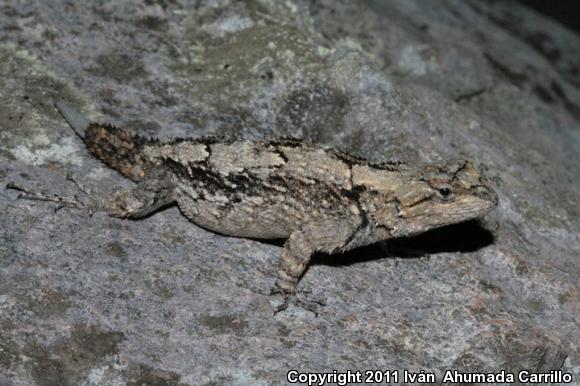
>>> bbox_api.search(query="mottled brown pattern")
[84,123,150,181]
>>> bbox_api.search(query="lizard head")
[390,159,498,237]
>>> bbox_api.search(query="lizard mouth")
[475,185,499,209]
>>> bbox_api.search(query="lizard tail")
[55,101,90,138]
[84,123,152,181]
[55,101,154,182]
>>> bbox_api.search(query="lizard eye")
[437,186,453,201]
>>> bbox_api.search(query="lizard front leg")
[272,218,362,314]
[274,230,315,296]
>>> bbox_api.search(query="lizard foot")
[6,174,95,214]
[270,286,326,317]
[294,295,326,317]
[6,182,85,212]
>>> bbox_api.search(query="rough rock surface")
[0,1,578,385]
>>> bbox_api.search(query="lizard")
[8,102,499,313]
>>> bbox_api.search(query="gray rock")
[0,0,578,385]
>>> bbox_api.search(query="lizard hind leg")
[7,167,176,219]
[99,166,176,219]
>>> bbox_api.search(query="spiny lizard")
[9,102,498,313]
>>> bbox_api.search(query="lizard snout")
[475,185,499,208]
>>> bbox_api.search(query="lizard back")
[159,138,368,238]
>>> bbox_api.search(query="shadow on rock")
[313,219,495,267]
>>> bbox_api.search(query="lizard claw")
[66,172,91,195]
[269,284,287,296]
[7,182,85,210]
[270,284,291,315]
[270,284,326,317]
[6,175,100,214]
[295,295,326,317]
[273,296,290,316]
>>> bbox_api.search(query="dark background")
[521,0,580,32]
